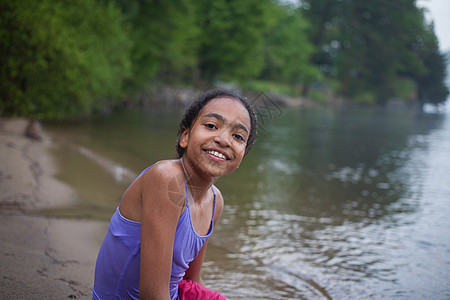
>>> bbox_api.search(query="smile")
[205,150,228,160]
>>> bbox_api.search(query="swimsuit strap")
[185,180,189,204]
[120,164,155,205]
[211,186,217,222]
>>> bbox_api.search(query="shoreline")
[0,118,107,299]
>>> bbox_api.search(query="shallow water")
[46,103,450,299]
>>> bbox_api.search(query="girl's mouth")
[204,150,229,161]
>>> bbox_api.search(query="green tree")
[0,0,131,119]
[195,0,272,82]
[413,22,449,106]
[301,0,448,105]
[261,3,318,92]
[113,0,200,89]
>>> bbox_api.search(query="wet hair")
[176,88,258,158]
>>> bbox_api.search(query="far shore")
[0,118,107,299]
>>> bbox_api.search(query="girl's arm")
[139,163,186,299]
[183,186,224,285]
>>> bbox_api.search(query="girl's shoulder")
[211,184,223,200]
[141,159,183,181]
[139,160,186,207]
[211,184,224,223]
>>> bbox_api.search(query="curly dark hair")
[176,89,258,158]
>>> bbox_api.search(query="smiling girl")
[92,89,258,299]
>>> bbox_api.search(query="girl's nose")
[213,130,231,147]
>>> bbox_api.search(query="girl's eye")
[205,123,217,129]
[233,133,245,142]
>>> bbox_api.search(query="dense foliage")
[302,0,448,104]
[0,0,448,119]
[0,0,131,119]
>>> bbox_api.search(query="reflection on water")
[46,104,450,299]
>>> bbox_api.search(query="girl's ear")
[179,127,189,149]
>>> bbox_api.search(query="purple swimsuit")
[92,166,217,300]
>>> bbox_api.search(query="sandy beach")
[0,118,107,299]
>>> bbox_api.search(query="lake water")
[46,102,450,299]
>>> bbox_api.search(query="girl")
[92,89,258,299]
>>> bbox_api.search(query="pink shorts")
[178,280,226,300]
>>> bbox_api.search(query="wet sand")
[0,118,107,299]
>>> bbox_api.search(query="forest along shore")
[0,118,107,299]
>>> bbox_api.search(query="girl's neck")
[179,157,216,203]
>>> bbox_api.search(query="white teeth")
[207,150,227,160]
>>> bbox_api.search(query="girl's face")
[179,97,251,178]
